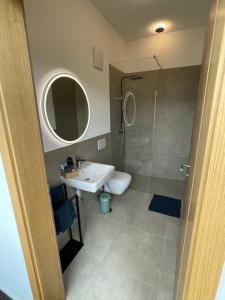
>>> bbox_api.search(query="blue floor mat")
[149,194,181,218]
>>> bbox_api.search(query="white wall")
[23,0,125,152]
[113,26,206,73]
[0,156,33,300]
[24,0,206,152]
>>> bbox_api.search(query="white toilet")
[104,171,131,195]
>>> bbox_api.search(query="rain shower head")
[120,74,144,98]
[122,74,144,81]
[128,75,144,80]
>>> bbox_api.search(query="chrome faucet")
[75,155,86,169]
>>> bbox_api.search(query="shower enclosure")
[110,57,200,196]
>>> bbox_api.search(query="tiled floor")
[63,178,185,300]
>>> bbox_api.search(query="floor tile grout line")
[157,237,166,300]
[63,186,181,300]
[72,246,159,293]
[80,222,165,291]
[99,258,159,291]
[81,203,168,240]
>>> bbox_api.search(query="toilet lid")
[111,171,131,182]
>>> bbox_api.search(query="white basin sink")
[60,161,115,193]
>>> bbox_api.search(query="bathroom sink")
[60,162,115,193]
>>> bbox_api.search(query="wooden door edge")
[0,0,65,299]
[174,0,219,297]
[0,105,41,299]
[177,0,225,296]
[183,46,225,299]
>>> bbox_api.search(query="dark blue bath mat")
[149,194,181,218]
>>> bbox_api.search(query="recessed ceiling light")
[154,23,166,33]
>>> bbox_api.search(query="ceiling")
[90,0,212,41]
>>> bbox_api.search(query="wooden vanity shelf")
[60,169,79,179]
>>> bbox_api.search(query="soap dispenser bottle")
[65,156,74,172]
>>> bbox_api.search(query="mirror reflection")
[45,76,89,142]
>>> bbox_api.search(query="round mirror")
[43,74,90,143]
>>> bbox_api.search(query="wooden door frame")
[1,0,225,299]
[176,0,225,298]
[0,1,64,299]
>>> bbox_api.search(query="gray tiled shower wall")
[110,65,201,182]
[45,65,200,187]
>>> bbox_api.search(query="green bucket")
[99,192,111,214]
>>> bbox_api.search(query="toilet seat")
[104,171,131,195]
